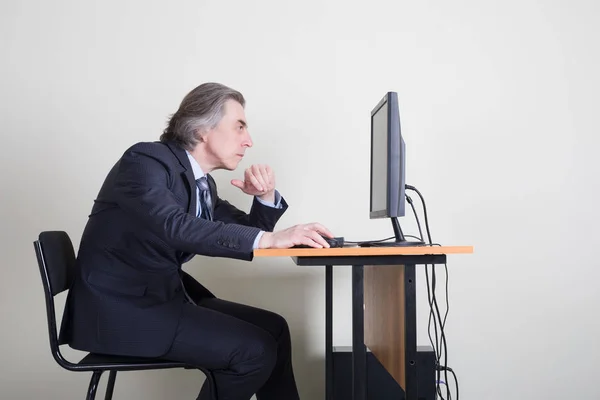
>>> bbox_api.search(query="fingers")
[263,165,274,187]
[253,165,269,191]
[245,165,274,193]
[294,231,328,249]
[296,223,334,248]
[230,179,244,189]
[304,238,323,248]
[247,170,264,192]
[274,223,335,249]
[307,229,330,248]
[244,166,261,192]
[307,222,334,238]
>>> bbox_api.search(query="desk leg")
[352,265,366,400]
[325,265,333,400]
[405,264,418,400]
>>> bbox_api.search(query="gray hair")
[160,82,246,150]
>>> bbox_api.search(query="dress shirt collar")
[185,151,205,180]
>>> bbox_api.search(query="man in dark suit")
[60,82,334,400]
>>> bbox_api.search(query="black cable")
[405,234,423,241]
[432,271,449,400]
[443,262,450,330]
[437,381,451,400]
[406,194,424,241]
[405,185,432,244]
[425,265,442,397]
[347,236,440,246]
[405,187,443,398]
[437,366,459,400]
[343,236,395,245]
[344,184,458,399]
[346,194,423,245]
[450,367,459,400]
[428,261,447,399]
[406,184,455,400]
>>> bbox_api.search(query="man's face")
[203,99,253,170]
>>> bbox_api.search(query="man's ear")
[196,129,209,143]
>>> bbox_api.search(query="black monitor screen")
[370,101,388,215]
[366,91,415,245]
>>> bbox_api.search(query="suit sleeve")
[113,146,262,261]
[213,193,288,232]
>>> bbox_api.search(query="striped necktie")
[181,176,213,305]
[196,176,213,220]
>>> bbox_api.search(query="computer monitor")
[367,91,424,247]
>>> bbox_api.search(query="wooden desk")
[255,245,473,400]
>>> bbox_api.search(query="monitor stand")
[359,217,425,247]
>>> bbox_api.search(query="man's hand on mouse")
[259,223,334,249]
[231,164,276,204]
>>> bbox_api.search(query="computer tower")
[332,345,436,399]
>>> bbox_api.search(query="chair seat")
[78,352,192,371]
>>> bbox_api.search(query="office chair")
[33,231,216,400]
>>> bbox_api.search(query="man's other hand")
[258,223,334,249]
[231,164,276,203]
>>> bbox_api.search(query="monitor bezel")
[369,91,404,219]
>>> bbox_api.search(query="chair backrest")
[33,231,77,368]
[34,231,76,296]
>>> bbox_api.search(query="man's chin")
[224,161,240,171]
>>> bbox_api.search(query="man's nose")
[243,130,253,148]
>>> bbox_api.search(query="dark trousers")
[160,298,300,400]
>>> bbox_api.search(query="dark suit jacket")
[59,140,287,358]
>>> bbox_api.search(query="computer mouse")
[323,236,344,248]
[292,235,344,248]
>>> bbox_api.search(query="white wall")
[2,0,599,398]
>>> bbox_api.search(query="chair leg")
[204,370,217,399]
[104,371,117,400]
[86,371,103,400]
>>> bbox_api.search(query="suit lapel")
[207,174,217,217]
[165,141,197,216]
[183,170,197,216]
